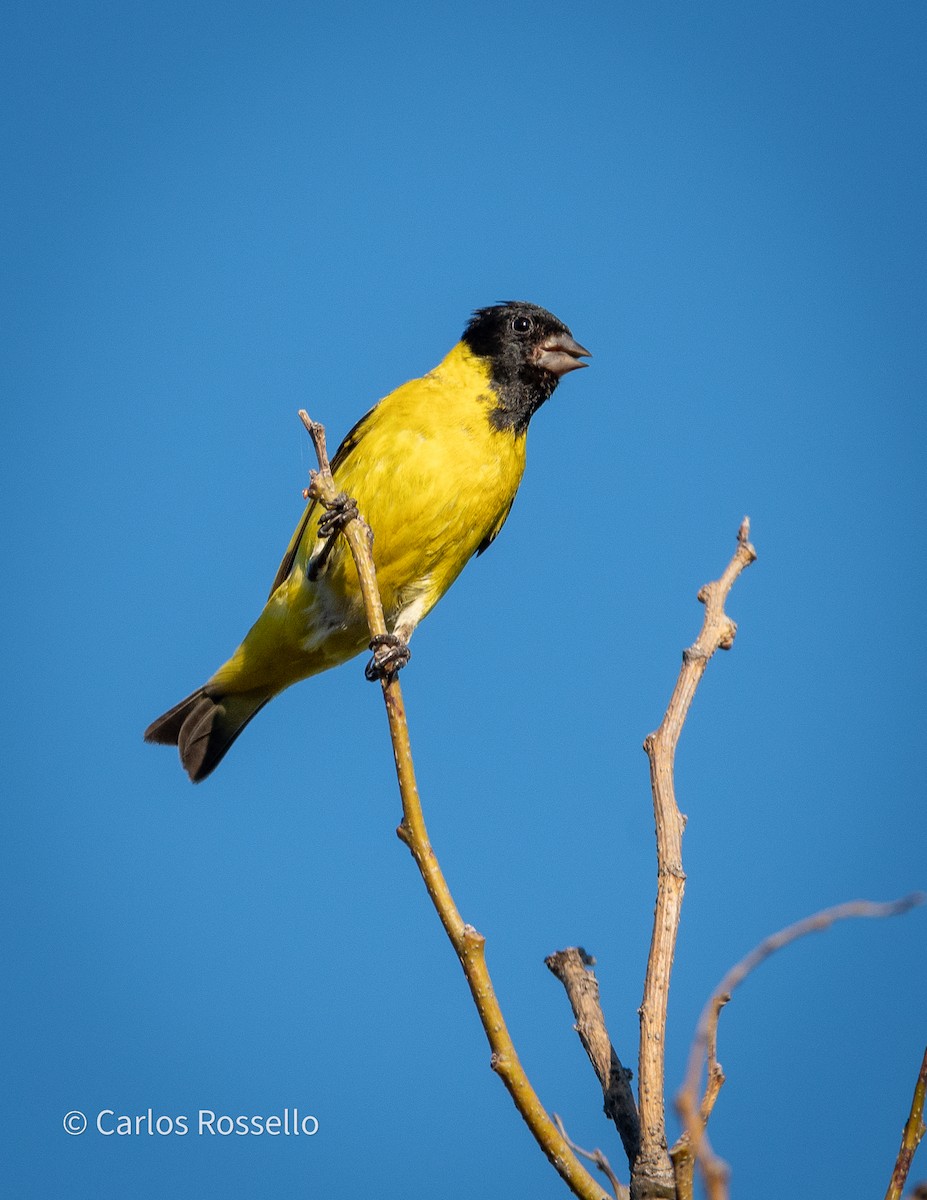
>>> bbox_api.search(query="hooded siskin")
[145,302,590,780]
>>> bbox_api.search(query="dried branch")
[885,1046,927,1200]
[633,520,756,1200]
[298,411,610,1200]
[673,894,925,1200]
[546,947,641,1168]
[553,1112,630,1200]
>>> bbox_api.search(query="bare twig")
[546,947,640,1169]
[298,411,610,1200]
[634,519,756,1200]
[553,1112,629,1200]
[673,894,925,1200]
[885,1045,927,1200]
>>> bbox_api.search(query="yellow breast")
[303,341,526,622]
[211,342,527,696]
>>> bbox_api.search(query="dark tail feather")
[144,687,270,783]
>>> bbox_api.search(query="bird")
[145,301,590,781]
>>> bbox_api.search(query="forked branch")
[298,411,610,1200]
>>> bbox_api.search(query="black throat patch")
[462,302,569,436]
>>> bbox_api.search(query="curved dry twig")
[673,894,925,1200]
[553,1112,629,1200]
[298,411,610,1200]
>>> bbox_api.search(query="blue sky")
[4,2,925,1197]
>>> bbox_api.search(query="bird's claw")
[318,491,359,539]
[307,492,360,581]
[365,633,411,682]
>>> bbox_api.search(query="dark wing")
[475,497,516,557]
[268,406,377,597]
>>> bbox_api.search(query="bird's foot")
[317,491,359,539]
[307,492,360,581]
[365,633,411,682]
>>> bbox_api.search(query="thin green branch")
[885,1045,927,1200]
[298,410,610,1200]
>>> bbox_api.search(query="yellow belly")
[210,342,527,697]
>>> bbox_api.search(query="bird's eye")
[512,315,533,335]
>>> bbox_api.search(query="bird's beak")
[533,333,591,377]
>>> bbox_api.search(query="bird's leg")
[307,491,360,581]
[364,600,424,681]
[365,633,411,682]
